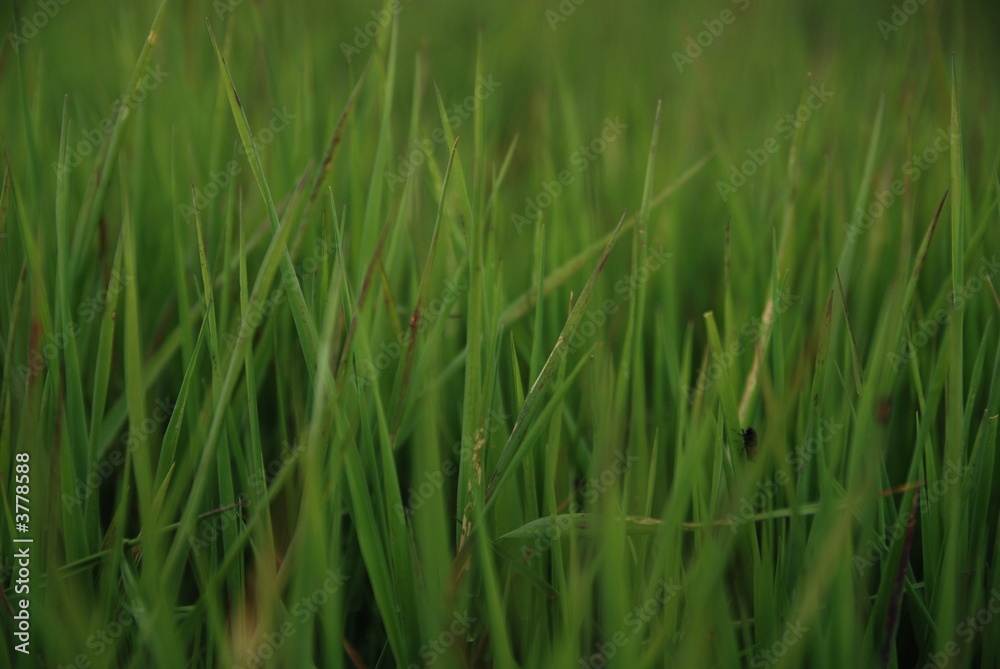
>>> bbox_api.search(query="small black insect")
[739,427,758,458]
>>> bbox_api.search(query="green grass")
[2,1,999,667]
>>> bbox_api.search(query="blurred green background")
[5,0,999,328]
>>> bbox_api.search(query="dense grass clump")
[2,1,999,667]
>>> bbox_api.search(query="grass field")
[2,1,1000,667]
